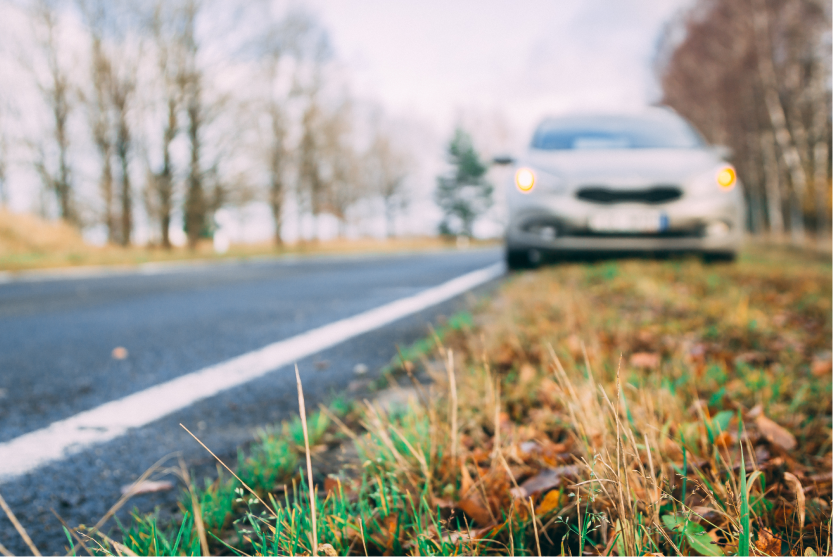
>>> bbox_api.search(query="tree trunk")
[185,89,204,250]
[743,157,765,234]
[159,96,177,249]
[751,1,809,243]
[269,105,284,247]
[760,131,784,238]
[810,41,830,245]
[101,156,114,242]
[384,197,395,239]
[116,108,131,246]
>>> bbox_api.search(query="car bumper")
[505,195,743,255]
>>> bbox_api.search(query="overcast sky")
[302,0,692,144]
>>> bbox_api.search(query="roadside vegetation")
[10,246,830,556]
[0,208,493,273]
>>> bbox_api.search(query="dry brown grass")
[0,210,496,273]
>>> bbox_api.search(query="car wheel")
[702,251,737,264]
[506,248,532,270]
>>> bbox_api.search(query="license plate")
[588,211,667,233]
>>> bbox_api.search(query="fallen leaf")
[809,471,832,483]
[714,431,733,449]
[811,356,831,377]
[756,414,797,451]
[754,527,782,556]
[460,461,474,496]
[535,488,561,515]
[432,496,454,508]
[510,465,579,499]
[783,472,806,530]
[458,495,492,525]
[519,363,536,384]
[319,543,338,556]
[629,352,660,369]
[120,480,173,496]
[112,346,128,360]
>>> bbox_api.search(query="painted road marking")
[0,262,504,482]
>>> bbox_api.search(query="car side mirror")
[492,155,515,165]
[712,145,733,160]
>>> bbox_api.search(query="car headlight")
[515,168,535,192]
[690,164,739,194]
[716,166,736,190]
[512,166,563,194]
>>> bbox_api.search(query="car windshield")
[531,113,705,150]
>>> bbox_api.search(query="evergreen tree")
[434,128,493,237]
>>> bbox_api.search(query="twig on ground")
[296,364,318,557]
[0,489,41,556]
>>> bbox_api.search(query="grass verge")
[30,246,833,556]
[0,209,496,273]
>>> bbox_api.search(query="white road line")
[0,262,504,482]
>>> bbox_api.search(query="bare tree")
[318,101,362,237]
[657,0,830,243]
[140,1,188,248]
[31,0,76,225]
[179,0,207,249]
[809,39,831,241]
[110,56,138,245]
[255,13,312,246]
[760,130,785,235]
[366,128,410,238]
[79,0,118,241]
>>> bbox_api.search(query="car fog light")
[706,221,730,237]
[716,166,736,190]
[515,168,535,192]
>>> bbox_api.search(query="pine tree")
[434,128,493,237]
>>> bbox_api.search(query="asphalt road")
[0,247,503,555]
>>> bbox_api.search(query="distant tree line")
[5,0,411,248]
[657,0,832,244]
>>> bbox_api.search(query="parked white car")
[498,108,744,268]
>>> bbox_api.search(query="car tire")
[702,251,737,264]
[506,248,532,270]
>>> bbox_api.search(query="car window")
[531,114,705,150]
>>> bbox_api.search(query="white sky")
[302,0,692,144]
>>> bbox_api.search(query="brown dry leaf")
[120,480,173,496]
[510,465,579,499]
[460,462,474,496]
[811,356,832,377]
[519,362,537,384]
[714,431,733,449]
[535,488,561,515]
[754,527,782,556]
[783,472,806,530]
[629,352,660,369]
[432,496,454,509]
[318,543,338,556]
[756,414,797,451]
[565,334,583,359]
[458,496,492,525]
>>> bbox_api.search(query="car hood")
[524,148,718,187]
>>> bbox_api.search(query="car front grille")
[576,185,682,204]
